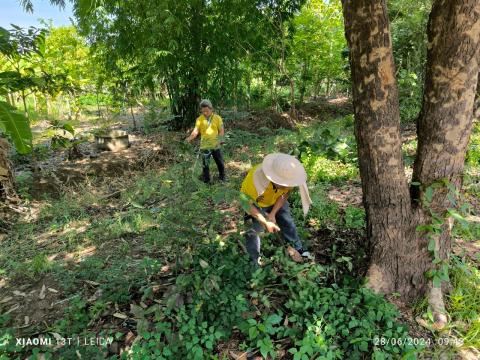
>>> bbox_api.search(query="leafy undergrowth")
[1,112,479,359]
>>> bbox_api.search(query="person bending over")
[240,153,313,265]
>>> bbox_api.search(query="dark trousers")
[244,201,303,264]
[202,149,225,183]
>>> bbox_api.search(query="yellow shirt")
[195,114,223,149]
[240,165,291,208]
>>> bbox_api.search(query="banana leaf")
[0,100,32,154]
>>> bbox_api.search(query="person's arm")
[186,127,199,142]
[267,192,289,223]
[219,126,225,144]
[218,117,225,144]
[248,204,280,233]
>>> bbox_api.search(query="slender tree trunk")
[45,94,50,120]
[299,61,308,105]
[32,93,37,112]
[130,104,137,131]
[246,74,251,111]
[289,78,296,118]
[96,91,102,118]
[270,75,275,110]
[8,93,15,107]
[21,90,28,121]
[66,96,72,120]
[342,0,480,314]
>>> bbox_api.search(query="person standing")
[240,153,313,266]
[186,99,226,183]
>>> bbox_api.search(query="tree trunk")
[475,75,480,120]
[289,78,296,118]
[342,0,414,297]
[21,90,29,121]
[45,94,50,120]
[342,0,480,312]
[0,138,15,201]
[411,0,480,326]
[130,104,137,131]
[247,81,251,111]
[32,93,37,112]
[66,96,72,120]
[8,93,15,107]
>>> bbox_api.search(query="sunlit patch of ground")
[327,181,362,208]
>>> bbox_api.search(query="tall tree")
[341,0,479,328]
[73,0,305,128]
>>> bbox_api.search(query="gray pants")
[244,201,304,264]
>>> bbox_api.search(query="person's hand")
[265,220,280,233]
[266,212,277,224]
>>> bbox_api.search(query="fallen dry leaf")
[39,284,46,300]
[0,296,13,304]
[13,290,26,297]
[5,304,19,314]
[113,312,128,320]
[125,331,135,346]
[48,288,58,293]
[84,280,100,286]
[286,246,303,263]
[229,351,247,360]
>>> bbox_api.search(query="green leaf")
[248,326,258,339]
[62,123,75,135]
[447,209,469,228]
[267,313,282,325]
[424,186,434,203]
[359,341,368,352]
[427,239,436,252]
[0,101,32,154]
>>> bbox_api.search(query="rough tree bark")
[0,138,15,201]
[341,0,480,326]
[411,0,480,327]
[342,0,413,296]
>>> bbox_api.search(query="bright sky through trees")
[0,0,73,28]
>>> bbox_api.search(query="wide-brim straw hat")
[262,153,307,187]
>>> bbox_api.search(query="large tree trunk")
[342,0,415,297]
[341,0,480,313]
[411,0,480,326]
